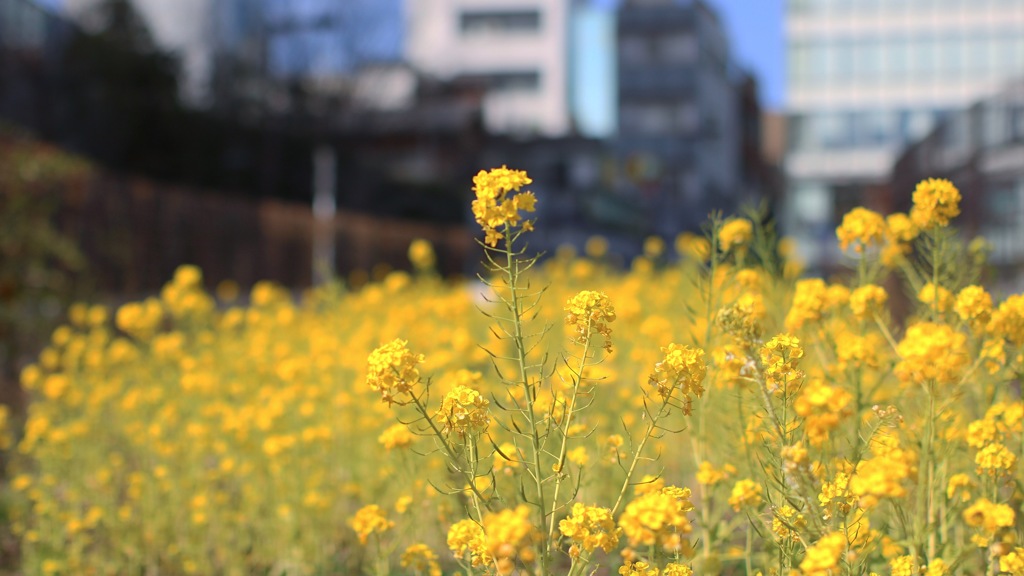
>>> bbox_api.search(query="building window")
[658,32,697,64]
[621,103,674,135]
[855,110,899,145]
[902,109,938,142]
[808,113,854,149]
[982,102,1008,147]
[462,71,541,92]
[675,102,699,133]
[1013,106,1024,141]
[460,10,540,35]
[620,35,649,65]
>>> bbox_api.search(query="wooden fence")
[56,174,473,295]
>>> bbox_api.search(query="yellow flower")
[559,503,620,553]
[988,294,1024,346]
[824,284,851,311]
[435,385,490,436]
[663,564,693,576]
[850,433,917,507]
[895,322,968,385]
[925,558,949,576]
[799,531,846,576]
[963,498,1015,537]
[348,504,394,545]
[910,178,961,229]
[882,212,919,266]
[408,238,436,271]
[728,479,763,511]
[817,472,854,521]
[565,290,616,351]
[849,284,888,319]
[471,166,535,246]
[378,423,415,450]
[585,235,609,258]
[676,232,710,261]
[719,218,753,254]
[954,285,993,330]
[975,442,1016,477]
[566,446,589,468]
[649,344,707,413]
[448,518,486,560]
[449,505,536,575]
[760,333,804,394]
[946,473,975,501]
[887,212,919,242]
[1000,548,1024,575]
[785,279,828,331]
[619,561,659,576]
[772,505,806,541]
[836,207,886,253]
[366,339,425,406]
[394,495,413,514]
[695,461,736,487]
[890,555,916,576]
[618,487,694,554]
[401,544,442,576]
[643,236,665,258]
[795,379,852,446]
[918,282,954,314]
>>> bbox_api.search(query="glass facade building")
[783,0,1024,268]
[615,0,744,237]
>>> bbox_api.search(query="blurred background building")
[892,80,1024,287]
[615,0,735,237]
[782,0,1024,270]
[405,0,572,136]
[1,0,872,287]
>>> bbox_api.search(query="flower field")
[5,169,1024,575]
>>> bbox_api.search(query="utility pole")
[312,144,336,284]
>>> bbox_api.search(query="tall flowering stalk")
[366,338,493,521]
[471,166,557,573]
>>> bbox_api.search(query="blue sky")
[711,0,785,109]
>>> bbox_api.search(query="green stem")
[409,393,492,516]
[502,224,549,574]
[547,332,591,547]
[610,398,670,517]
[914,381,936,563]
[745,520,753,575]
[696,223,721,560]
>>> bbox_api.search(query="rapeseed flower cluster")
[910,177,961,229]
[836,207,887,253]
[718,218,753,254]
[618,487,694,554]
[349,504,394,544]
[895,322,968,385]
[470,165,536,246]
[760,333,804,394]
[9,171,1024,575]
[447,506,537,575]
[435,384,490,436]
[565,290,616,351]
[649,344,706,411]
[559,503,621,555]
[367,338,425,406]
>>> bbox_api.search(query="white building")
[783,0,1024,268]
[405,0,573,136]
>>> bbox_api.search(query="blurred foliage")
[0,123,91,402]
